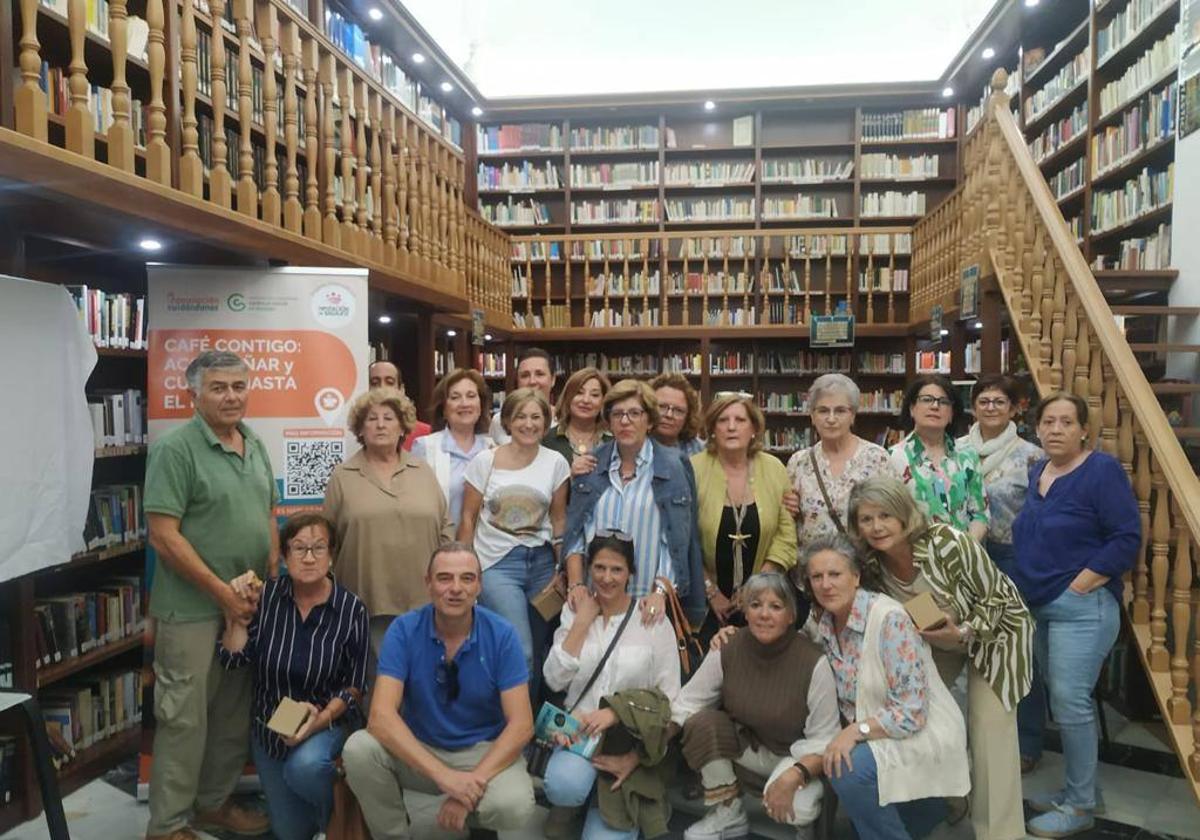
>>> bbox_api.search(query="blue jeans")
[987,540,1047,761]
[250,725,347,840]
[544,748,639,840]
[481,543,556,673]
[1032,585,1119,810]
[828,744,947,840]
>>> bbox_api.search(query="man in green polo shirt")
[143,350,279,840]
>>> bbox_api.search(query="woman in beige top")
[322,388,452,655]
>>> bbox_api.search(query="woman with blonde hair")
[411,368,493,528]
[543,366,612,479]
[848,475,1033,840]
[691,392,799,636]
[323,388,452,654]
[650,372,705,457]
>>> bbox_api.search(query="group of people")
[142,347,1141,840]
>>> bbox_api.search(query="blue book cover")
[534,703,600,758]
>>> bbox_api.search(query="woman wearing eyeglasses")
[650,372,706,457]
[220,512,370,840]
[889,374,989,542]
[691,393,800,638]
[323,388,454,656]
[562,379,707,627]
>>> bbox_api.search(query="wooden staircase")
[912,70,1200,804]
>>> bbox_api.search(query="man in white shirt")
[490,347,556,445]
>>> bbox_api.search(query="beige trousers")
[341,729,536,840]
[146,616,253,836]
[700,744,823,827]
[968,663,1025,840]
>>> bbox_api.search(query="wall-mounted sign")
[810,314,855,348]
[960,264,980,321]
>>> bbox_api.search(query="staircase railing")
[913,69,1200,796]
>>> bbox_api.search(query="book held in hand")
[535,703,600,759]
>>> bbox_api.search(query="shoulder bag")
[656,576,705,677]
[809,446,848,537]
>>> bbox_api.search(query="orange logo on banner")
[148,329,357,420]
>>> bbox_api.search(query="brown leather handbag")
[326,760,370,840]
[656,576,705,676]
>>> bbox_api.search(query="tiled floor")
[4,707,1197,840]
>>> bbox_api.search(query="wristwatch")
[857,721,871,741]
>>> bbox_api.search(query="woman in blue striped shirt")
[220,512,370,840]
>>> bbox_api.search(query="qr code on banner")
[285,439,345,499]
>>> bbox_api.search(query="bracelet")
[568,582,588,592]
[793,762,812,786]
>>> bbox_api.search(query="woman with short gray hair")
[785,372,890,547]
[672,572,841,839]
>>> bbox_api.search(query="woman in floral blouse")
[802,533,969,839]
[785,373,891,546]
[889,373,989,542]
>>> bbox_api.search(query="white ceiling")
[401,0,1000,100]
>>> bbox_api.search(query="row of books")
[508,233,907,265]
[859,352,908,374]
[1091,224,1172,271]
[665,271,755,295]
[572,199,660,224]
[480,353,506,376]
[859,153,940,180]
[915,342,987,375]
[478,161,562,191]
[664,161,755,186]
[762,195,839,220]
[481,199,550,227]
[664,198,755,222]
[1049,157,1086,200]
[38,64,148,147]
[759,351,852,374]
[1025,48,1090,124]
[42,669,144,767]
[433,349,454,377]
[1097,0,1176,66]
[478,123,563,153]
[1029,102,1088,164]
[1066,215,1084,242]
[572,239,661,261]
[587,271,662,297]
[90,389,147,449]
[568,125,660,151]
[762,427,814,452]
[34,583,143,667]
[573,162,660,188]
[861,191,927,217]
[758,389,902,414]
[82,484,145,551]
[511,305,571,329]
[1091,81,1176,178]
[1098,25,1178,120]
[764,300,805,325]
[66,287,146,350]
[704,307,757,327]
[39,0,150,59]
[1090,164,1174,234]
[860,232,913,255]
[857,267,910,292]
[588,307,662,328]
[761,159,853,184]
[678,237,756,259]
[861,108,956,141]
[966,69,1020,135]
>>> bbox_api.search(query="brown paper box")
[904,591,947,631]
[266,696,311,738]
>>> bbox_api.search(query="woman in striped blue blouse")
[220,512,370,840]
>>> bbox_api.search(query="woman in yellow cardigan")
[691,393,800,639]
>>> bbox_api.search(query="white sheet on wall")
[0,275,97,582]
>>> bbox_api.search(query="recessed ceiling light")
[471,106,483,117]
[982,47,995,60]
[942,86,955,98]
[440,81,454,93]
[703,100,716,111]
[974,321,983,329]
[446,329,457,337]
[412,52,426,64]
[1024,0,1039,7]
[484,333,493,341]
[138,238,162,251]
[367,7,382,21]
[940,328,950,336]
[377,314,392,324]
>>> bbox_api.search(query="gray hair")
[808,373,860,412]
[185,350,249,391]
[426,541,482,575]
[797,533,861,578]
[740,572,799,620]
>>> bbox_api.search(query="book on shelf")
[762,427,813,454]
[675,236,756,259]
[570,238,661,262]
[857,267,910,292]
[860,191,926,217]
[89,389,147,449]
[862,108,956,141]
[589,307,662,328]
[481,353,506,377]
[762,194,838,220]
[859,153,939,180]
[1091,82,1176,177]
[758,350,852,374]
[1024,48,1090,123]
[571,161,659,188]
[511,241,561,262]
[761,158,853,184]
[1049,158,1086,200]
[858,351,908,374]
[34,581,143,667]
[765,299,804,325]
[1098,25,1179,119]
[1091,223,1172,270]
[477,123,563,153]
[38,64,149,148]
[1029,102,1088,163]
[859,232,913,255]
[510,269,529,297]
[571,199,660,224]
[759,388,902,415]
[664,197,755,222]
[569,125,659,151]
[704,306,756,327]
[82,484,145,551]
[663,161,754,186]
[40,668,144,764]
[1097,0,1176,65]
[587,271,661,297]
[482,198,550,227]
[967,69,1020,134]
[65,287,147,350]
[1090,163,1173,234]
[786,234,848,258]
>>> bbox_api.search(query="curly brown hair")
[347,387,417,450]
[429,368,492,433]
[649,372,702,443]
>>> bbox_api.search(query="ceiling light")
[1024,0,1039,6]
[367,7,383,21]
[981,47,995,60]
[138,238,162,251]
[484,333,493,341]
[703,100,716,111]
[471,106,483,117]
[974,321,983,329]
[412,52,426,64]
[377,314,392,324]
[939,328,950,336]
[942,86,955,98]
[446,329,457,337]
[440,81,454,93]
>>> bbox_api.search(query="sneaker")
[192,801,270,836]
[1027,788,1106,815]
[1027,803,1095,838]
[684,799,750,840]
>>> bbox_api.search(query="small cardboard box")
[266,696,311,738]
[904,591,947,631]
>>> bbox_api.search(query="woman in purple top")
[1011,392,1140,839]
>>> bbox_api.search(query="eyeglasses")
[287,543,330,558]
[915,395,953,408]
[976,398,1010,409]
[609,408,646,424]
[659,405,687,418]
[436,659,460,703]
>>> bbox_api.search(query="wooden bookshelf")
[37,634,144,688]
[57,727,140,796]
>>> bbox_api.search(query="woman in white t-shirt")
[458,387,570,675]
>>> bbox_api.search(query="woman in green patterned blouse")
[888,373,989,542]
[849,475,1033,840]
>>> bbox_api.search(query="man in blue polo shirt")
[342,542,536,837]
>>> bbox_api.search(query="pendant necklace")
[726,472,754,588]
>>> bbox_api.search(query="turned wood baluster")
[65,0,94,158]
[398,115,412,265]
[320,52,339,247]
[405,121,420,262]
[439,149,451,271]
[1061,293,1079,395]
[1037,247,1054,378]
[1086,328,1104,450]
[1167,497,1193,724]
[419,132,432,269]
[179,0,203,196]
[1132,422,1152,624]
[279,18,301,232]
[382,103,398,264]
[340,68,357,251]
[257,0,280,226]
[301,39,321,238]
[369,91,383,263]
[1117,393,1134,478]
[106,0,135,171]
[16,0,47,141]
[144,0,169,183]
[209,0,232,207]
[1148,455,1170,671]
[1191,601,1200,780]
[354,76,369,256]
[1048,257,1065,390]
[457,160,468,281]
[1073,316,1091,402]
[234,0,256,216]
[1100,363,1118,457]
